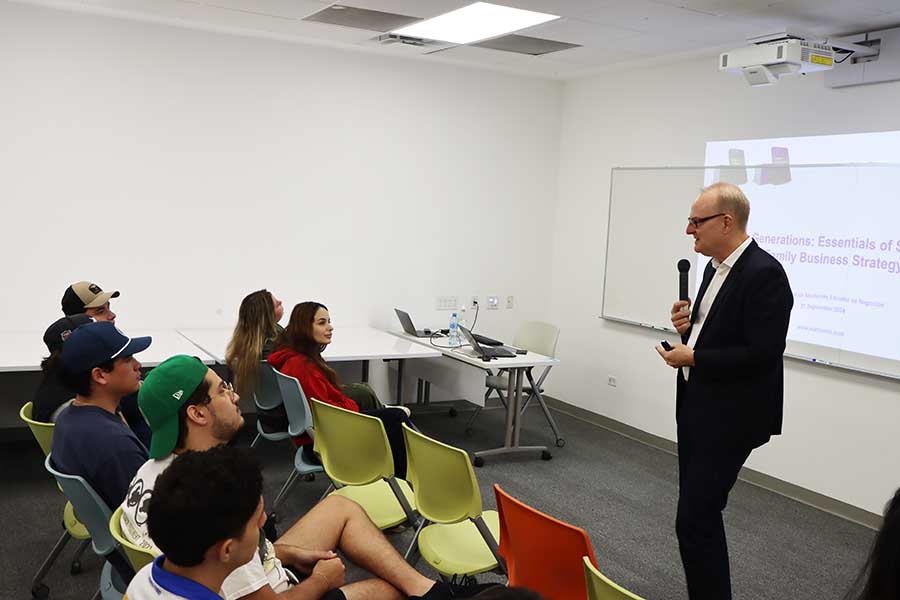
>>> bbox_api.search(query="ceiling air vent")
[472,34,580,56]
[303,5,419,32]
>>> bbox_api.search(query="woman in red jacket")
[267,301,414,477]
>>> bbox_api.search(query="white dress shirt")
[683,236,753,380]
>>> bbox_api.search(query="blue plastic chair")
[250,361,292,448]
[267,368,325,519]
[45,455,128,600]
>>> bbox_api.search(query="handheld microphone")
[677,259,691,302]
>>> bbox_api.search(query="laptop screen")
[458,326,483,354]
[394,309,417,335]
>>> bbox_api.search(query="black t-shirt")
[32,365,73,422]
[51,404,149,509]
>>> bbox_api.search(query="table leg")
[396,359,404,405]
[472,367,550,466]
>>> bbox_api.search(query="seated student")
[61,280,119,322]
[266,302,413,477]
[123,355,492,600]
[32,314,93,422]
[52,321,151,509]
[226,290,286,431]
[60,279,151,446]
[124,446,275,600]
[845,486,900,600]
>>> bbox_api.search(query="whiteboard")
[602,168,701,332]
[602,164,900,380]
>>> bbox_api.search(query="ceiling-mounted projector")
[720,36,834,86]
[720,31,880,87]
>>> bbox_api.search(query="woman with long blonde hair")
[226,289,284,400]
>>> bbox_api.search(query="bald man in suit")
[656,182,793,600]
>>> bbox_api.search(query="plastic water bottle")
[448,311,461,347]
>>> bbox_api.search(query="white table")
[128,329,216,367]
[396,331,561,465]
[176,327,441,403]
[0,329,213,372]
[0,331,53,372]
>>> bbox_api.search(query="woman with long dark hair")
[267,301,413,477]
[846,487,900,600]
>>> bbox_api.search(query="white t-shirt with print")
[120,455,293,599]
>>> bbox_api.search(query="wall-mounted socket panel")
[469,296,479,309]
[486,296,500,310]
[607,376,617,387]
[506,295,514,309]
[435,296,459,311]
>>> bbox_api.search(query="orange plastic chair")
[495,484,598,600]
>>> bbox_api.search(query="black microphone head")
[677,259,691,273]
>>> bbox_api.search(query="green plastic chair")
[310,399,416,529]
[402,424,505,578]
[109,507,157,572]
[583,556,646,600]
[20,402,91,600]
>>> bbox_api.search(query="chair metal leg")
[91,589,101,600]
[31,530,72,595]
[71,538,90,574]
[270,470,300,515]
[525,369,564,447]
[386,477,418,526]
[250,433,261,448]
[404,518,427,562]
[473,515,507,576]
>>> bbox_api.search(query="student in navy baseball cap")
[53,321,153,511]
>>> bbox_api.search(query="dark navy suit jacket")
[677,240,793,450]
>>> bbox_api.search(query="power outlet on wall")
[607,376,617,387]
[486,296,500,310]
[435,296,459,311]
[506,296,514,309]
[470,296,479,309]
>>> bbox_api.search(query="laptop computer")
[459,326,516,359]
[395,308,434,338]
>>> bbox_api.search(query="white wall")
[549,55,900,515]
[0,1,561,343]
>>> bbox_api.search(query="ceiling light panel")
[391,2,560,45]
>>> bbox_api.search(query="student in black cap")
[32,314,94,422]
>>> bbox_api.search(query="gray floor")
[1,401,874,600]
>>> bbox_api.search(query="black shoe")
[448,575,503,598]
[263,513,279,542]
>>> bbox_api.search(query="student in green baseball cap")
[120,355,494,600]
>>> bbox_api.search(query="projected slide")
[704,131,900,363]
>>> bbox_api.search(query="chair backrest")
[310,399,395,487]
[20,402,54,457]
[495,484,597,598]
[402,424,483,524]
[513,321,560,357]
[45,454,117,556]
[255,362,285,411]
[583,556,646,600]
[109,507,157,571]
[272,369,315,438]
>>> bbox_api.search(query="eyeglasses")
[687,213,726,228]
[210,381,236,401]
